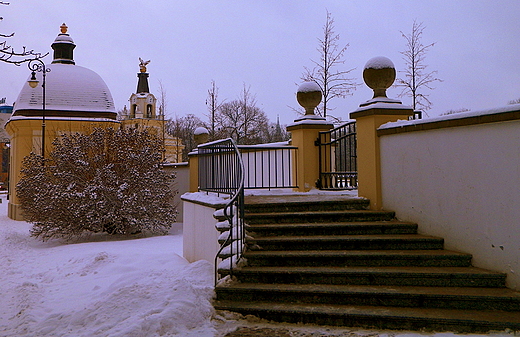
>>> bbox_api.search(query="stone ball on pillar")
[194,127,209,145]
[297,82,322,116]
[363,56,396,99]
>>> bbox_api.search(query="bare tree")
[302,10,357,118]
[1,2,47,65]
[396,20,442,112]
[166,114,204,160]
[205,80,225,141]
[215,85,269,145]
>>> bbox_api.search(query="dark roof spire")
[51,23,76,65]
[136,58,150,93]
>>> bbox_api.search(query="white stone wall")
[380,117,520,290]
[181,193,227,282]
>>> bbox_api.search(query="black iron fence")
[198,138,245,283]
[239,144,298,190]
[316,121,357,190]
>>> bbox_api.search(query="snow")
[364,56,395,70]
[0,193,516,336]
[354,101,413,112]
[181,191,229,206]
[14,63,116,113]
[379,103,520,130]
[287,117,333,127]
[297,81,321,93]
[0,194,217,336]
[194,127,209,136]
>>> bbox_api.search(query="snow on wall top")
[379,104,520,130]
[15,63,115,113]
[364,56,395,70]
[297,82,321,93]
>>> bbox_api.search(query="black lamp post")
[27,59,50,161]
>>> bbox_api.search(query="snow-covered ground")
[0,193,516,337]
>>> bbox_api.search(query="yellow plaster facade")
[287,122,332,192]
[350,108,413,210]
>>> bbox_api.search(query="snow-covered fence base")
[379,105,520,290]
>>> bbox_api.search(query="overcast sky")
[2,0,519,125]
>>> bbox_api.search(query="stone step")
[216,283,520,311]
[249,234,444,251]
[213,301,520,333]
[227,266,506,287]
[244,195,369,213]
[247,221,418,236]
[244,210,396,224]
[243,249,473,267]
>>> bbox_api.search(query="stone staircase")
[214,195,520,333]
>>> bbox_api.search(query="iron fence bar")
[317,121,357,190]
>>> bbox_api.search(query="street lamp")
[27,59,50,161]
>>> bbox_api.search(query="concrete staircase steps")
[243,249,473,267]
[248,221,418,236]
[249,234,444,251]
[243,195,370,213]
[244,210,396,224]
[216,283,520,311]
[214,301,520,333]
[214,195,520,333]
[227,266,506,288]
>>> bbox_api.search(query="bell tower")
[126,58,156,119]
[121,59,185,163]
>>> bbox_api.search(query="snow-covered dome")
[297,81,321,93]
[12,24,116,120]
[13,63,116,117]
[364,56,395,70]
[194,127,209,135]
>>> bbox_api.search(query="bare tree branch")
[1,2,48,65]
[396,20,442,112]
[301,10,357,119]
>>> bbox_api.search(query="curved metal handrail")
[198,138,245,284]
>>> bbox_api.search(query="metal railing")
[316,121,357,190]
[197,138,245,283]
[239,144,298,190]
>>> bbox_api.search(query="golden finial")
[60,23,68,34]
[139,57,150,73]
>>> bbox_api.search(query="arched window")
[146,104,153,118]
[131,104,137,118]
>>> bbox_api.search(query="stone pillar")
[350,56,414,210]
[287,82,333,192]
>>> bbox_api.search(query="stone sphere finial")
[194,127,209,145]
[363,56,396,98]
[297,82,322,116]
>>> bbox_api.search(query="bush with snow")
[16,127,177,240]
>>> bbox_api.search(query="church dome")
[14,63,116,118]
[12,24,116,120]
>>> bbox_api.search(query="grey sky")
[2,0,519,125]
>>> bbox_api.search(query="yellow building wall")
[352,110,413,210]
[287,122,333,192]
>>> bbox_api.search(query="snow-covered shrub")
[17,127,177,240]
